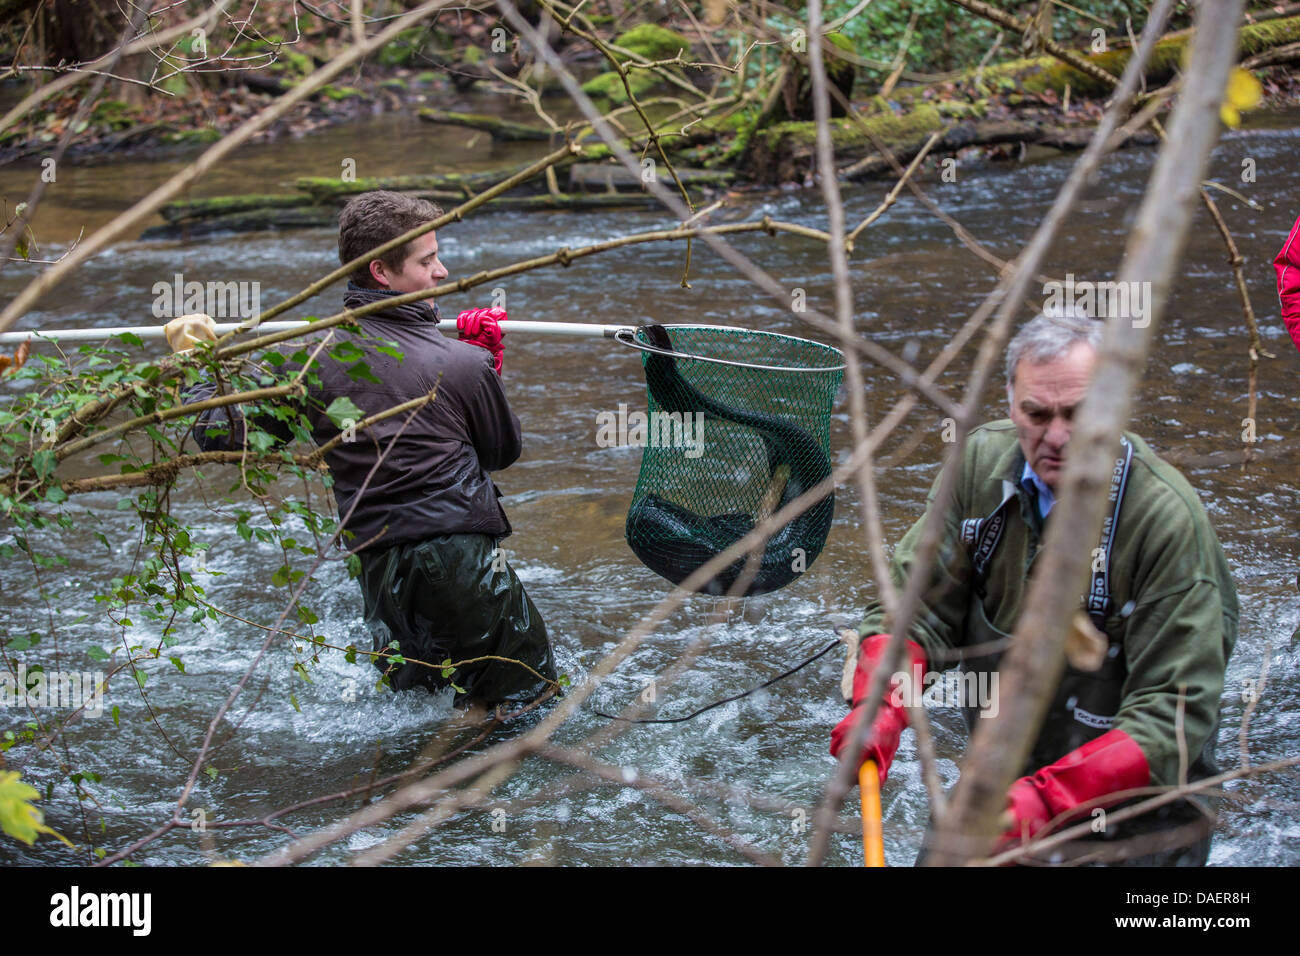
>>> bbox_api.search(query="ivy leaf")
[344,361,381,384]
[31,449,55,481]
[246,430,277,453]
[324,396,362,429]
[329,341,365,362]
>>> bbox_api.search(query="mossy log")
[417,108,556,142]
[931,14,1300,101]
[140,205,339,240]
[745,14,1300,183]
[140,189,663,240]
[294,162,557,203]
[159,194,316,224]
[568,162,733,191]
[746,100,1162,182]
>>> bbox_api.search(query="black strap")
[1086,436,1133,629]
[961,481,1019,595]
[963,439,1133,628]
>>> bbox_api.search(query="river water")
[1,103,1297,866]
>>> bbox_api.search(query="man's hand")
[456,307,506,375]
[164,313,217,353]
[830,633,926,786]
[995,728,1150,855]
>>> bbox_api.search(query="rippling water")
[1,106,1297,866]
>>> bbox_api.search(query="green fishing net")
[623,324,844,596]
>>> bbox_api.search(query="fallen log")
[567,162,734,192]
[417,108,556,141]
[159,193,316,224]
[741,13,1300,184]
[139,191,663,241]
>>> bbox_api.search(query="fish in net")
[622,324,844,596]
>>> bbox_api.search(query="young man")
[832,310,1238,865]
[167,190,557,708]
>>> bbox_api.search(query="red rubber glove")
[456,307,506,375]
[1273,213,1300,355]
[996,727,1150,853]
[830,634,927,786]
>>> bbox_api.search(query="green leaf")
[86,646,110,662]
[324,396,363,429]
[169,656,185,674]
[289,692,300,713]
[204,766,218,781]
[247,430,277,453]
[31,449,56,481]
[344,361,381,384]
[329,341,365,361]
[111,705,120,727]
[134,671,147,689]
[0,771,71,846]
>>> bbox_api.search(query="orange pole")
[860,760,885,867]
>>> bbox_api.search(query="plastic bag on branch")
[622,324,844,596]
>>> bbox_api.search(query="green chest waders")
[958,439,1134,771]
[943,439,1218,865]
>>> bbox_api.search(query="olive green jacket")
[860,419,1238,786]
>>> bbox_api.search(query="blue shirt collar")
[1021,461,1055,518]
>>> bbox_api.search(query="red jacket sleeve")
[1273,213,1300,354]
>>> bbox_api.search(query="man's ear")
[368,259,390,288]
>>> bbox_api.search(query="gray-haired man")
[832,310,1238,864]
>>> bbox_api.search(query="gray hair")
[1005,307,1103,389]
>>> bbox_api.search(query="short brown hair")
[338,191,444,287]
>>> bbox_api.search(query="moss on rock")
[612,23,691,61]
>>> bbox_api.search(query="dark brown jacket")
[187,284,521,550]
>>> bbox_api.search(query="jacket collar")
[989,420,1027,487]
[343,282,441,325]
